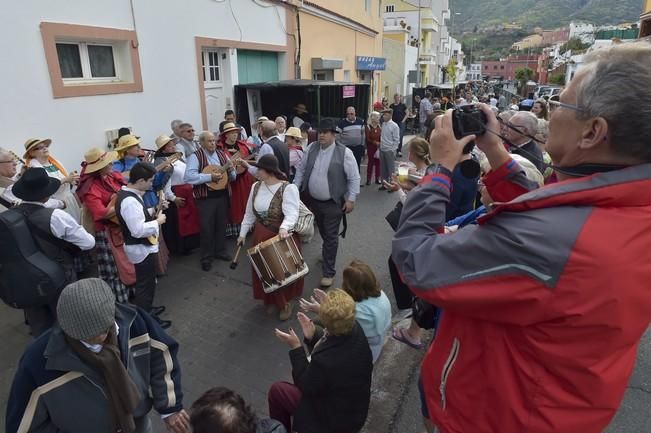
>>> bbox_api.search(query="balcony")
[420,9,440,33]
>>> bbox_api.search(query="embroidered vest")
[192,148,230,199]
[251,181,286,232]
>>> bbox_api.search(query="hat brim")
[23,138,52,159]
[12,176,61,202]
[250,161,285,179]
[156,138,175,150]
[221,127,241,135]
[85,151,118,174]
[114,141,140,152]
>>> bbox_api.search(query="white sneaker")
[320,277,334,287]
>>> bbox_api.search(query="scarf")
[66,327,141,433]
[25,155,68,177]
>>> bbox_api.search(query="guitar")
[202,151,241,191]
[147,190,166,245]
[9,150,26,165]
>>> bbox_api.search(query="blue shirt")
[355,291,392,363]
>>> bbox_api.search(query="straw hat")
[82,147,118,174]
[285,127,302,139]
[114,134,140,152]
[293,103,308,114]
[23,138,52,158]
[155,135,176,150]
[221,122,240,135]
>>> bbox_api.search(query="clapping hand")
[274,327,302,349]
[164,409,190,433]
[299,295,321,313]
[297,312,316,341]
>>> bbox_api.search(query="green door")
[237,50,279,84]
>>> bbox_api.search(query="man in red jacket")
[392,41,651,433]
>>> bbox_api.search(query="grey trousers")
[196,193,229,263]
[380,150,395,182]
[310,199,343,278]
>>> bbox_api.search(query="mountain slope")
[450,0,643,32]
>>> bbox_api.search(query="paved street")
[1,162,649,433]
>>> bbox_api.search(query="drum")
[247,235,309,294]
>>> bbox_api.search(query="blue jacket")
[6,304,184,433]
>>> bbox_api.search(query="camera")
[452,105,487,154]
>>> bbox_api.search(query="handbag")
[385,201,403,231]
[412,297,438,330]
[294,200,315,240]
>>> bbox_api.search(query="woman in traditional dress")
[154,135,200,254]
[24,138,81,221]
[364,112,382,186]
[219,122,255,238]
[237,154,302,321]
[76,147,132,303]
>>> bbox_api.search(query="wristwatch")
[425,164,454,178]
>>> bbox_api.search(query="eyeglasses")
[548,100,582,112]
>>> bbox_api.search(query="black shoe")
[396,151,403,157]
[201,262,212,271]
[215,254,231,262]
[366,180,371,186]
[151,306,166,316]
[156,317,172,329]
[378,185,386,191]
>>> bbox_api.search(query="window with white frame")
[202,50,221,82]
[55,41,122,83]
[385,4,395,13]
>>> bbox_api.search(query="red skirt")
[251,222,304,308]
[229,172,254,224]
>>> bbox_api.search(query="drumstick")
[230,244,243,270]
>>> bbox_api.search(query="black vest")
[115,190,154,246]
[15,204,76,281]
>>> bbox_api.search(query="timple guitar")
[202,151,241,191]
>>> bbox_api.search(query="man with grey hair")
[170,119,184,139]
[243,120,289,179]
[175,123,200,158]
[337,107,366,172]
[504,111,545,173]
[6,278,190,433]
[184,131,236,271]
[0,148,19,210]
[393,41,651,433]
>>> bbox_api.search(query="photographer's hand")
[474,104,510,170]
[429,110,476,172]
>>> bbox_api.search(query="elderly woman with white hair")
[364,111,382,185]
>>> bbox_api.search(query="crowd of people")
[2,41,651,433]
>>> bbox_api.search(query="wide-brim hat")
[13,167,61,201]
[221,122,241,135]
[155,134,176,150]
[114,134,140,152]
[316,118,337,132]
[293,103,308,114]
[285,127,302,139]
[83,147,118,174]
[23,138,52,159]
[250,154,285,179]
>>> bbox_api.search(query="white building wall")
[0,0,288,168]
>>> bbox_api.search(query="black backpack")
[0,209,66,308]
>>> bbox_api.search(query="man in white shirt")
[293,119,360,287]
[10,167,95,336]
[379,109,400,189]
[115,162,170,328]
